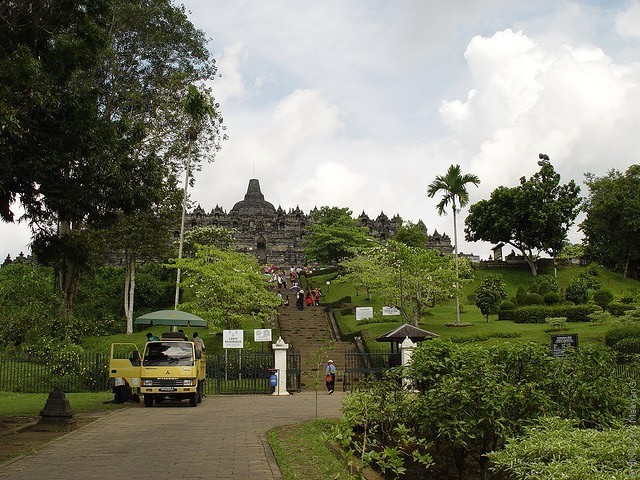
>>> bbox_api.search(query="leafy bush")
[565,272,602,304]
[529,275,558,295]
[543,292,561,305]
[604,323,640,348]
[592,289,614,309]
[545,317,567,331]
[608,301,636,316]
[500,300,515,310]
[513,304,599,323]
[489,417,638,480]
[614,337,640,355]
[619,290,637,304]
[523,292,543,305]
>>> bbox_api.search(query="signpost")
[254,329,272,342]
[223,330,244,381]
[550,333,578,357]
[356,307,374,321]
[382,306,401,316]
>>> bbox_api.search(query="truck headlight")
[182,379,194,386]
[142,379,153,386]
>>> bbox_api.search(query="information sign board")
[356,307,374,321]
[550,333,578,357]
[254,329,272,342]
[223,329,244,349]
[382,306,401,316]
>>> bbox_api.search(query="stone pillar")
[400,336,417,390]
[272,337,290,396]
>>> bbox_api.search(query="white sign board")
[382,306,401,316]
[223,329,244,349]
[254,329,272,342]
[356,306,374,321]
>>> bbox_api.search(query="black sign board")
[550,334,578,357]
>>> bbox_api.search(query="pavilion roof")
[375,323,438,342]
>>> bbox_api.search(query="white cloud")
[616,1,640,37]
[212,43,249,104]
[5,2,640,261]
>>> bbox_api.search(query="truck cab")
[109,332,206,407]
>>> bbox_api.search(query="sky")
[3,0,640,260]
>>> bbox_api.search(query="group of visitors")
[292,287,322,311]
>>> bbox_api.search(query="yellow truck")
[109,332,206,407]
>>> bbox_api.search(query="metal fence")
[0,352,110,393]
[0,350,301,395]
[342,350,400,391]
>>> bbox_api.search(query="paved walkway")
[0,391,345,480]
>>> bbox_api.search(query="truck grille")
[145,379,184,387]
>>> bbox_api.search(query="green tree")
[339,249,385,301]
[370,240,457,326]
[2,1,223,316]
[183,225,236,253]
[106,187,182,333]
[174,84,220,309]
[474,275,508,322]
[0,262,62,345]
[172,245,281,330]
[393,221,427,248]
[581,165,640,279]
[465,160,580,276]
[427,164,480,325]
[304,207,372,265]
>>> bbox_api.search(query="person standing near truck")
[192,332,205,352]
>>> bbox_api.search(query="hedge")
[608,301,638,316]
[499,304,599,323]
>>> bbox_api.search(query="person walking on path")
[325,359,336,394]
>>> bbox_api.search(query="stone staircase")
[277,303,353,390]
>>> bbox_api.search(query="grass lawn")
[267,419,356,480]
[310,264,639,350]
[0,392,122,416]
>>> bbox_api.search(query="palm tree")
[175,85,217,310]
[427,164,480,325]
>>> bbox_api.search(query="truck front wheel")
[144,394,153,407]
[189,392,198,407]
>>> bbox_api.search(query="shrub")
[500,300,515,310]
[489,417,638,480]
[592,289,614,309]
[543,292,561,305]
[497,301,516,320]
[565,272,602,304]
[523,293,544,305]
[513,305,599,324]
[619,290,637,304]
[545,317,567,331]
[607,301,633,316]
[614,337,640,355]
[604,323,640,348]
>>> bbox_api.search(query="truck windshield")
[143,342,193,366]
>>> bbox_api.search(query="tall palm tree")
[427,164,480,325]
[175,85,217,310]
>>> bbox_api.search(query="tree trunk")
[452,205,461,325]
[175,139,193,310]
[623,251,631,280]
[124,253,136,334]
[58,220,79,317]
